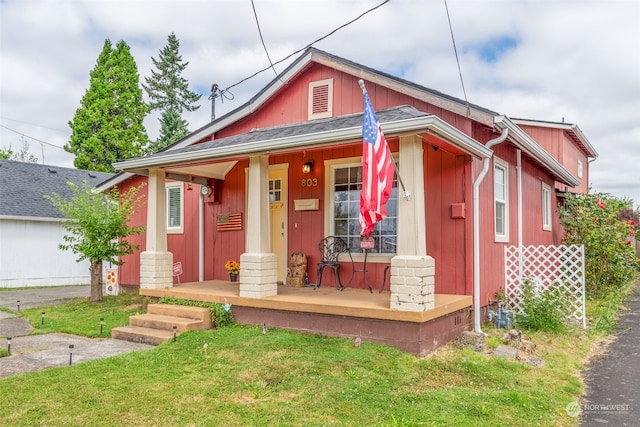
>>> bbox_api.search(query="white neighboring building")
[0,160,113,288]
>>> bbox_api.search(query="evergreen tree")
[144,32,201,152]
[66,39,149,172]
[148,110,190,154]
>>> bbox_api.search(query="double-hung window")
[166,182,183,234]
[542,182,552,231]
[494,157,509,242]
[326,158,398,254]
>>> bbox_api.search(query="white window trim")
[542,182,552,231]
[494,157,509,243]
[577,160,583,179]
[166,182,184,234]
[308,78,333,120]
[324,157,394,264]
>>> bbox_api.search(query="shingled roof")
[0,160,114,219]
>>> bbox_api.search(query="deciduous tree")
[46,181,145,302]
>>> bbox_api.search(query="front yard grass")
[0,278,636,426]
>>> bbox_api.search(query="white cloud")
[1,0,639,206]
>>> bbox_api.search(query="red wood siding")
[118,175,147,286]
[214,63,474,142]
[519,124,589,194]
[424,144,469,295]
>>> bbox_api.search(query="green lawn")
[0,282,634,427]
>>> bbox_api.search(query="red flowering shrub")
[560,192,639,298]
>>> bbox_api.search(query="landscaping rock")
[516,339,536,360]
[524,356,545,367]
[493,345,518,359]
[455,331,485,352]
[502,328,522,345]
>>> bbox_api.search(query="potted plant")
[225,260,240,282]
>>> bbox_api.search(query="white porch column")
[390,134,435,311]
[140,168,173,289]
[240,155,277,298]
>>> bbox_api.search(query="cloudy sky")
[1,0,639,206]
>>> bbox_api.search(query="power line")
[0,124,67,151]
[0,116,68,134]
[444,0,471,117]
[250,0,278,77]
[224,0,391,94]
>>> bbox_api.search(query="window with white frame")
[577,160,583,179]
[494,157,509,242]
[326,158,398,254]
[166,182,183,234]
[542,182,552,231]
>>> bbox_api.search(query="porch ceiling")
[124,161,238,182]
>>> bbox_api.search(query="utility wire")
[224,0,390,93]
[250,0,278,77]
[0,124,67,151]
[444,0,471,117]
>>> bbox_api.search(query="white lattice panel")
[504,245,585,328]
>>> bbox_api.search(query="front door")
[269,165,288,284]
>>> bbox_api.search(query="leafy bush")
[516,279,570,333]
[559,191,639,298]
[158,297,235,328]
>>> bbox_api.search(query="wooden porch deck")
[139,281,473,356]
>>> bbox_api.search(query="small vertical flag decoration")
[359,80,395,238]
[354,334,362,348]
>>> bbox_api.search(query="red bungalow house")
[99,48,596,355]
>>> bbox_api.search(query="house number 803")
[300,178,318,187]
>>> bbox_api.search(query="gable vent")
[312,85,329,114]
[308,78,333,120]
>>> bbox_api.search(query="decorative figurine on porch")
[286,252,307,287]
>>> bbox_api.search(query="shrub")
[516,279,570,333]
[158,297,235,328]
[559,191,639,298]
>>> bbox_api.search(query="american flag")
[359,91,395,237]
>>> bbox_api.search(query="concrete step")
[111,326,177,346]
[148,304,212,327]
[129,313,205,333]
[112,304,213,346]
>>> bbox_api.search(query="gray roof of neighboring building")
[0,160,114,219]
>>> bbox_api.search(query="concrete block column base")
[140,251,174,289]
[389,255,435,312]
[239,252,278,298]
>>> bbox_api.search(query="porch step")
[112,304,213,345]
[111,326,177,346]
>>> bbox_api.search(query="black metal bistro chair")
[314,236,353,290]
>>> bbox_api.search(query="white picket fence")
[504,244,586,328]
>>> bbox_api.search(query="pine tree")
[144,32,201,152]
[66,39,149,172]
[147,110,190,154]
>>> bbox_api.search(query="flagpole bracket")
[402,191,411,201]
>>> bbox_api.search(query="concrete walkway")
[0,286,152,379]
[580,281,640,426]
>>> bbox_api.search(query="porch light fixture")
[302,160,313,174]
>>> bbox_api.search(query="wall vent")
[308,78,333,120]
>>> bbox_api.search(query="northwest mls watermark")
[565,401,631,417]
